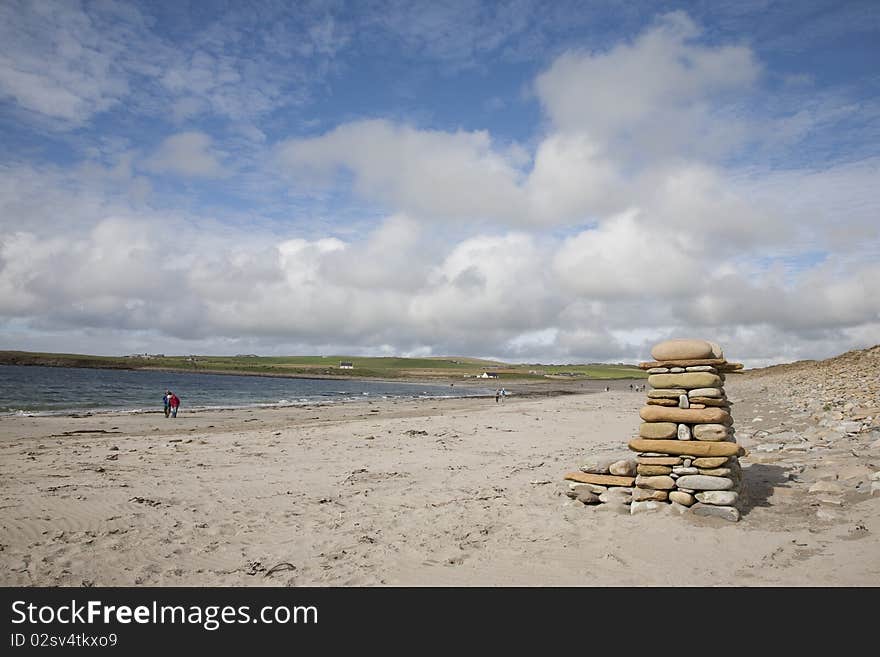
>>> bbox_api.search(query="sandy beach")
[2,373,879,587]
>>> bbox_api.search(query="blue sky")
[0,0,878,365]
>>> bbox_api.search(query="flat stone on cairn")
[631,339,744,521]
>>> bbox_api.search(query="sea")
[0,365,494,416]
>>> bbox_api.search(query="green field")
[0,351,647,381]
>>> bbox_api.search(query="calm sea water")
[0,365,493,416]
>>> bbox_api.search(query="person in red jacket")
[168,392,180,418]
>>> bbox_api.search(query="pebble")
[688,387,724,398]
[672,466,699,475]
[609,459,638,477]
[692,424,731,441]
[637,456,682,465]
[632,488,669,502]
[639,422,679,439]
[648,389,687,399]
[675,475,735,490]
[647,367,670,374]
[677,424,692,440]
[698,467,733,477]
[568,482,608,494]
[599,488,632,504]
[648,373,723,390]
[630,500,664,515]
[576,491,601,505]
[679,395,690,409]
[692,457,728,468]
[668,491,695,506]
[634,475,676,490]
[695,490,739,505]
[651,339,715,361]
[690,504,740,522]
[637,464,673,476]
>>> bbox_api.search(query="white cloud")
[144,132,226,178]
[0,0,132,125]
[277,119,526,222]
[534,11,759,160]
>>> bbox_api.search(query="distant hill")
[0,350,647,381]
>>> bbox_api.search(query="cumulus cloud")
[534,11,759,160]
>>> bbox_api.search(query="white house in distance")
[478,372,499,379]
[339,361,354,369]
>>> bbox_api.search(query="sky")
[0,0,878,367]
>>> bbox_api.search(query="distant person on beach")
[163,390,171,418]
[168,391,180,418]
[495,389,500,403]
[499,387,507,403]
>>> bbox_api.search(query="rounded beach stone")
[599,488,632,504]
[630,500,664,515]
[668,491,695,506]
[637,464,672,476]
[632,488,669,502]
[692,424,732,441]
[648,373,723,390]
[690,503,739,522]
[640,406,732,425]
[688,388,724,398]
[628,439,743,458]
[690,398,730,408]
[651,339,715,361]
[648,389,687,399]
[677,423,692,441]
[698,467,733,477]
[576,491,601,505]
[647,367,669,374]
[637,456,682,465]
[639,422,678,439]
[678,394,690,409]
[669,367,686,373]
[568,482,608,494]
[648,398,679,407]
[675,475,734,490]
[685,365,717,372]
[635,474,676,490]
[692,457,729,468]
[579,456,619,474]
[695,490,739,505]
[672,466,698,475]
[609,459,637,477]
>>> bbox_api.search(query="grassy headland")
[0,350,647,382]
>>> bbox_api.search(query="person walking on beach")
[163,390,171,418]
[500,387,507,403]
[168,391,180,418]
[495,388,500,403]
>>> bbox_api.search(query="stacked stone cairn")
[629,339,745,521]
[563,339,746,522]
